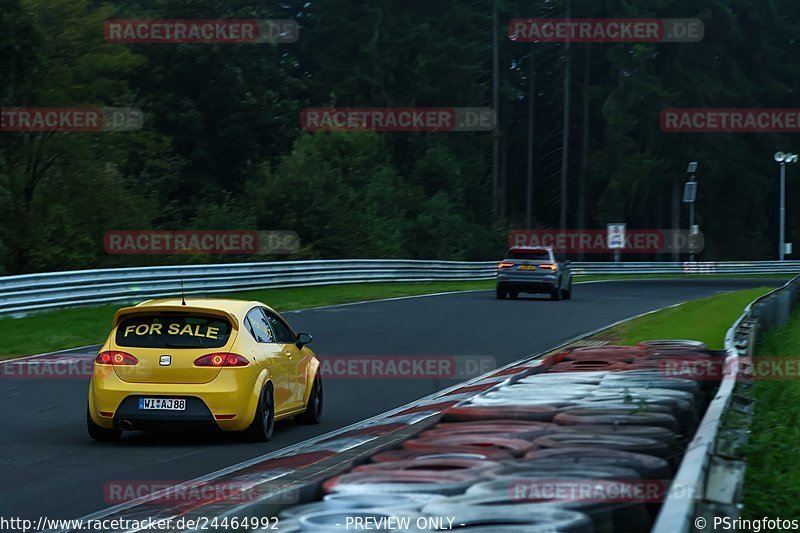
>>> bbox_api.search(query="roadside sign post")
[607,223,626,263]
[774,152,798,261]
[683,162,699,262]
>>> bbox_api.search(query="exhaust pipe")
[117,420,133,431]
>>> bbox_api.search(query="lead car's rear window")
[115,313,232,349]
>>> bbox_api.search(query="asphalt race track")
[0,279,782,520]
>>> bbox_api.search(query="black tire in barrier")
[532,433,670,458]
[443,405,558,422]
[554,408,680,432]
[403,434,535,457]
[521,447,673,479]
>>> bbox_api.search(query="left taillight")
[96,351,138,365]
[194,353,249,367]
[498,262,515,269]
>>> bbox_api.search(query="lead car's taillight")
[194,353,249,367]
[96,351,138,365]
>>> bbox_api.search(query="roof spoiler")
[112,304,240,330]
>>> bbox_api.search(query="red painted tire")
[433,420,553,430]
[418,423,553,441]
[549,361,634,373]
[370,447,513,463]
[403,434,535,457]
[353,457,500,477]
[638,339,707,350]
[564,346,644,363]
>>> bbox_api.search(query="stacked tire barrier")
[270,340,721,532]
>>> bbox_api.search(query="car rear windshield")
[506,250,551,261]
[115,313,232,349]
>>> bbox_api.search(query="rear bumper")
[88,369,262,432]
[113,396,219,432]
[497,273,558,294]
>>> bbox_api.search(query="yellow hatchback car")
[87,298,322,442]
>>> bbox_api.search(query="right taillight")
[194,353,249,367]
[538,264,558,271]
[96,351,138,365]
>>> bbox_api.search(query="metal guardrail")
[1,260,799,316]
[652,275,800,533]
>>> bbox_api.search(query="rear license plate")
[519,265,537,271]
[138,398,186,411]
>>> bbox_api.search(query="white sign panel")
[607,223,626,250]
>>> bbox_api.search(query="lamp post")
[683,162,699,262]
[774,152,799,261]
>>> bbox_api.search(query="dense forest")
[1,0,799,275]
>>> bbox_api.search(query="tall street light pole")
[683,162,699,262]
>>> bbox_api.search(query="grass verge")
[741,307,800,518]
[595,286,775,349]
[0,281,493,360]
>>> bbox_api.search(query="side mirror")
[296,332,313,347]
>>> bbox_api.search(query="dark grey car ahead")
[496,247,573,300]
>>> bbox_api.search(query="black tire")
[87,408,121,442]
[550,287,562,301]
[509,292,519,300]
[245,383,275,442]
[296,374,323,424]
[562,285,572,300]
[495,288,507,300]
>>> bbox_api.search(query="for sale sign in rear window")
[115,314,232,349]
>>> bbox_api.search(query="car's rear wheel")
[509,292,519,300]
[563,285,572,300]
[297,374,323,424]
[550,287,562,301]
[87,408,121,442]
[245,383,275,442]
[495,288,507,300]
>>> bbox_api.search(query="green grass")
[741,307,800,518]
[604,286,775,349]
[0,281,493,359]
